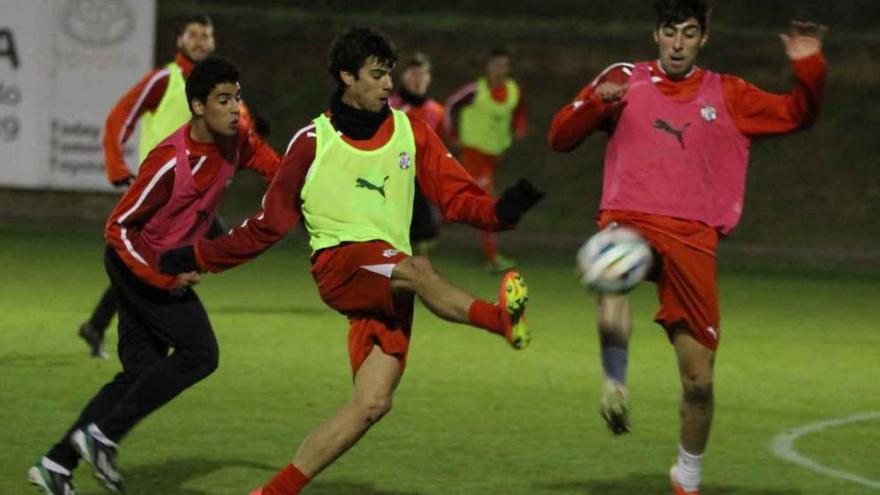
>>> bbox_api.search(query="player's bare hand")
[595,82,628,103]
[780,20,828,61]
[175,271,201,288]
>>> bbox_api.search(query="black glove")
[112,175,135,188]
[159,245,198,275]
[495,179,545,225]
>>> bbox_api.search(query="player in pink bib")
[29,57,281,495]
[548,1,827,493]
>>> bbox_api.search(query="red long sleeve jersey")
[103,51,270,184]
[105,124,281,289]
[547,54,826,151]
[194,112,506,272]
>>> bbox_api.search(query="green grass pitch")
[1,224,878,494]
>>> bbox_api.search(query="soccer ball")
[576,226,653,293]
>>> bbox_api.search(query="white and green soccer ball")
[577,226,652,293]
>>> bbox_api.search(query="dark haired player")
[159,28,543,495]
[29,57,280,495]
[548,1,827,493]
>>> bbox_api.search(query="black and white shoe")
[28,458,76,495]
[71,425,125,493]
[77,323,107,359]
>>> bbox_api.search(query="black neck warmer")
[329,90,390,140]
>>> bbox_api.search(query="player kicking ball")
[159,27,543,495]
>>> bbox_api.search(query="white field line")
[771,411,880,489]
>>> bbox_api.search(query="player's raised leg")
[669,328,715,495]
[391,255,530,349]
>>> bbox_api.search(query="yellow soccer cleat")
[499,271,530,349]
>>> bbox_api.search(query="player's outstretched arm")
[722,21,828,137]
[159,136,311,275]
[412,117,543,230]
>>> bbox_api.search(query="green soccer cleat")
[499,271,530,349]
[600,379,631,434]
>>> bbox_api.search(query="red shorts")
[310,240,414,374]
[598,210,721,350]
[460,147,500,194]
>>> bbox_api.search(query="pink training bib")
[139,125,237,253]
[600,62,751,235]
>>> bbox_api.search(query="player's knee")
[682,382,714,407]
[409,256,436,277]
[356,391,393,424]
[120,353,163,380]
[202,348,220,376]
[598,294,630,333]
[396,256,437,285]
[189,343,220,379]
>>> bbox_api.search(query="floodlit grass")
[2,225,878,494]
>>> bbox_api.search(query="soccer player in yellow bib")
[159,27,544,495]
[446,48,528,272]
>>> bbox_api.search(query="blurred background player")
[388,52,445,255]
[547,1,827,493]
[29,57,281,495]
[77,14,275,358]
[446,48,527,272]
[158,27,543,495]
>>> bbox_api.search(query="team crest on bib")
[700,105,717,122]
[398,151,411,170]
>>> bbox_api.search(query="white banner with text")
[0,0,155,191]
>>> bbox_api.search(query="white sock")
[675,444,703,490]
[88,423,118,448]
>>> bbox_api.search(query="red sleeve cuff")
[791,52,827,80]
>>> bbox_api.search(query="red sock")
[262,464,310,495]
[468,300,503,335]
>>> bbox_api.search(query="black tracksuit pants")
[48,246,219,469]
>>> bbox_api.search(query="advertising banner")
[0,0,155,191]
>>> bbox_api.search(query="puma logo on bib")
[653,119,691,149]
[356,176,390,198]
